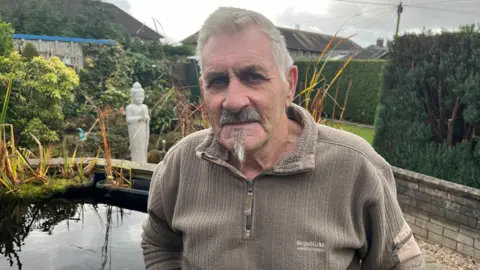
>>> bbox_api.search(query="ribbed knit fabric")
[141,104,424,270]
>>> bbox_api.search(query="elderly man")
[141,6,424,270]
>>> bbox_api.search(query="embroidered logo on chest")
[296,240,325,252]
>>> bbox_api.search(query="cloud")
[274,0,480,47]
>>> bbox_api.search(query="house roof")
[276,27,362,52]
[353,45,389,59]
[101,2,163,40]
[181,26,362,52]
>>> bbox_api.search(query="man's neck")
[231,118,303,180]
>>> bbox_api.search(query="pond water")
[0,199,148,270]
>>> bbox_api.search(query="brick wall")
[393,167,480,259]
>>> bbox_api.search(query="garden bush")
[0,20,14,56]
[0,51,79,148]
[373,24,480,188]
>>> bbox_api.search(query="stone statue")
[126,82,150,163]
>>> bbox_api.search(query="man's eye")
[249,73,263,81]
[243,73,265,83]
[208,77,229,88]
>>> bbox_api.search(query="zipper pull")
[244,181,255,238]
[245,181,254,215]
[245,190,254,215]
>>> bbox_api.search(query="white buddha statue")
[126,82,150,163]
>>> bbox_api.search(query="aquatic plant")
[83,95,132,188]
[23,134,54,184]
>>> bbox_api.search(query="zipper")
[244,180,255,239]
[392,230,413,253]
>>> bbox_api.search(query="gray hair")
[196,7,294,81]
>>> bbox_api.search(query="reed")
[23,134,53,184]
[0,72,13,124]
[59,137,79,179]
[83,96,114,182]
[0,124,20,190]
[295,32,354,125]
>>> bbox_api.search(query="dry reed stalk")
[0,124,20,186]
[23,134,53,184]
[331,80,341,127]
[338,79,353,128]
[83,95,114,183]
[98,109,113,183]
[292,26,355,126]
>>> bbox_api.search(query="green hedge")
[295,60,385,124]
[185,59,385,125]
[373,25,480,188]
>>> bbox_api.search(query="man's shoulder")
[314,123,389,170]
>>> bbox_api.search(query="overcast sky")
[106,0,480,47]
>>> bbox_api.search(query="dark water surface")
[0,199,148,270]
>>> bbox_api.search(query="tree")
[0,20,14,56]
[373,24,480,187]
[0,0,124,40]
[21,42,39,59]
[75,44,133,112]
[0,51,79,147]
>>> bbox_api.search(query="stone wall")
[393,167,480,259]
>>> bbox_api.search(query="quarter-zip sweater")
[141,104,424,270]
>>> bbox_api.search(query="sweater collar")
[195,103,318,174]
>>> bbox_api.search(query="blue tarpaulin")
[13,34,117,45]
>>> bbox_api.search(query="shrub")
[0,51,79,148]
[21,42,39,60]
[294,60,385,125]
[373,24,480,188]
[0,20,14,56]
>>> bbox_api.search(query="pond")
[0,199,148,270]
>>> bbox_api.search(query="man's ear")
[285,65,298,107]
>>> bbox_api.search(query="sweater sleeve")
[141,155,183,270]
[360,165,424,270]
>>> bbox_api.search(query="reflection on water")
[0,199,148,270]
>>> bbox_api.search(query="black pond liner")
[49,172,151,213]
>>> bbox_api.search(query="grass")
[0,175,89,200]
[332,123,375,145]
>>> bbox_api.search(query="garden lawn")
[331,123,375,145]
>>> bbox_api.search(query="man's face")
[200,24,297,156]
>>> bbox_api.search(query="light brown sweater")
[141,104,424,270]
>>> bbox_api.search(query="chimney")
[295,24,300,30]
[376,38,384,47]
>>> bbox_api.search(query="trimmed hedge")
[185,59,385,125]
[373,25,480,188]
[295,60,385,124]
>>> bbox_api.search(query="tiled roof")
[352,45,389,59]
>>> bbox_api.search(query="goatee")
[232,128,247,162]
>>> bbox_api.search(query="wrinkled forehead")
[200,25,278,77]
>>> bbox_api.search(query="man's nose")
[222,77,250,113]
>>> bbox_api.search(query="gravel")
[418,238,480,270]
